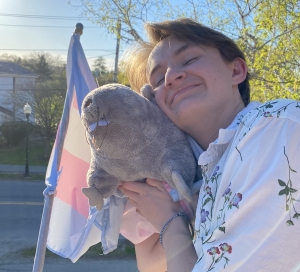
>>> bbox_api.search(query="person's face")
[147,36,244,132]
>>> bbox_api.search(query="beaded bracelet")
[159,212,194,248]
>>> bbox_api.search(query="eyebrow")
[148,43,192,79]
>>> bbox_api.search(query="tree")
[75,0,300,102]
[23,53,54,81]
[1,53,66,157]
[0,53,22,64]
[33,77,65,157]
[70,0,170,42]
[92,56,108,77]
[165,0,300,101]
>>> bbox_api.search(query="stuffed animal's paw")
[82,187,104,211]
[172,171,193,202]
[141,84,157,104]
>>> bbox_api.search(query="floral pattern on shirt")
[236,100,300,145]
[193,99,300,271]
[206,243,232,271]
[279,146,300,226]
[195,162,244,268]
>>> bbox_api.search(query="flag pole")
[32,194,54,272]
[32,23,84,272]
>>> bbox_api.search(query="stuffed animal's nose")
[84,98,93,108]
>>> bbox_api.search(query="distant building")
[0,62,37,125]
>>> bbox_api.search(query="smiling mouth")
[171,84,201,104]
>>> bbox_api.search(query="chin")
[170,101,202,128]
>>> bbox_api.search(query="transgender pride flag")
[43,30,99,262]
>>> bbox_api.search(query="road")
[0,180,138,272]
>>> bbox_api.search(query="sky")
[0,0,123,69]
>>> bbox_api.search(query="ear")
[141,84,157,105]
[231,58,247,86]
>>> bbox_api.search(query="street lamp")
[23,103,32,177]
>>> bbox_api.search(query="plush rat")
[81,83,196,210]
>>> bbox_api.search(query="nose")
[164,67,186,88]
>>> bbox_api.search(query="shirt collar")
[213,101,261,144]
[188,101,261,163]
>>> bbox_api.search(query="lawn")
[20,242,136,259]
[0,142,51,166]
[0,172,45,180]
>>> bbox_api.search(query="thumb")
[146,178,165,191]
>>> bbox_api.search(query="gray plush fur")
[81,83,196,210]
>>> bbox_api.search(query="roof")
[0,61,37,77]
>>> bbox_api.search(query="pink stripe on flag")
[56,148,90,218]
[72,90,78,110]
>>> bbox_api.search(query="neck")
[186,100,245,150]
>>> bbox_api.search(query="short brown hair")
[125,18,250,106]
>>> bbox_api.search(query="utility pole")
[113,21,121,83]
[13,77,16,121]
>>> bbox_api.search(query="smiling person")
[119,18,300,272]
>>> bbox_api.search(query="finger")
[119,185,140,201]
[128,198,138,207]
[135,208,144,217]
[146,178,165,191]
[122,181,149,193]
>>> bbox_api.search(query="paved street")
[0,180,138,272]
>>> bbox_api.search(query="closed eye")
[184,57,198,65]
[156,78,165,87]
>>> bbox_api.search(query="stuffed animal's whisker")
[85,131,90,146]
[95,115,109,151]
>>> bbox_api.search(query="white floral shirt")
[192,99,300,271]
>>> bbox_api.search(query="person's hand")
[119,178,183,231]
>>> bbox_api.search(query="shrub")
[0,121,33,146]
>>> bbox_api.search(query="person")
[118,18,300,272]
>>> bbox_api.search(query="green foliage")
[92,56,108,76]
[0,172,45,180]
[34,78,65,142]
[95,70,115,86]
[77,0,300,102]
[4,53,67,157]
[174,0,300,102]
[0,121,31,145]
[71,0,169,42]
[23,54,54,80]
[91,56,130,86]
[92,56,115,86]
[0,143,51,165]
[19,242,136,259]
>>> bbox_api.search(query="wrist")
[159,213,193,249]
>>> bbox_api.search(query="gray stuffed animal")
[81,83,196,211]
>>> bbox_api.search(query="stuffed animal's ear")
[141,84,157,105]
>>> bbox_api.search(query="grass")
[20,242,136,259]
[0,172,45,180]
[0,142,51,166]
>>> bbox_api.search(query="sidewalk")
[0,164,47,174]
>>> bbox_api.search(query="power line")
[0,49,115,52]
[0,13,96,20]
[0,24,99,28]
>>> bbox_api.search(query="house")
[0,62,37,124]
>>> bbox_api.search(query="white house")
[0,62,37,124]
